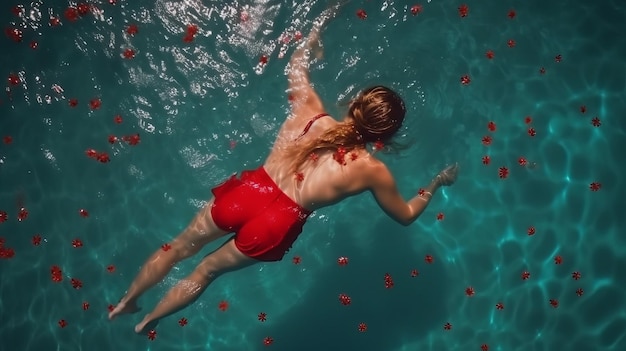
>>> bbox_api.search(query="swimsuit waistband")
[249,166,312,216]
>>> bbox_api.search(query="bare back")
[263,112,383,211]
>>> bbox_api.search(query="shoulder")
[356,153,394,189]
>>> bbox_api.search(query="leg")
[134,238,257,333]
[109,199,229,320]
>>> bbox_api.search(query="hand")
[304,1,350,59]
[306,28,324,59]
[435,163,459,186]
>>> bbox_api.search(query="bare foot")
[108,300,141,320]
[135,315,159,334]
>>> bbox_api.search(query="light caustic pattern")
[0,1,618,351]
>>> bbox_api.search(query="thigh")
[171,198,230,256]
[196,238,258,277]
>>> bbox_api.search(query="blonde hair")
[288,85,405,174]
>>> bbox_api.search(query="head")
[346,85,406,143]
[287,85,406,174]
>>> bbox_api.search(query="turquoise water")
[1,0,625,350]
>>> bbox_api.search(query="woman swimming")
[108,6,459,334]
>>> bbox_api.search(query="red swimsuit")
[210,113,327,261]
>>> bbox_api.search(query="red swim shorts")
[210,166,312,262]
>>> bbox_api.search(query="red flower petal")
[126,24,138,35]
[122,133,140,146]
[182,33,194,43]
[507,10,516,19]
[240,11,249,22]
[589,182,601,191]
[458,4,469,17]
[339,293,352,305]
[186,24,198,36]
[64,7,79,22]
[11,6,24,16]
[72,239,83,248]
[460,74,471,85]
[89,98,102,110]
[518,157,528,166]
[498,167,509,179]
[123,48,136,59]
[5,28,23,42]
[17,207,28,221]
[384,273,394,289]
[410,5,423,16]
[7,73,20,86]
[71,278,83,289]
[77,3,90,16]
[591,117,601,127]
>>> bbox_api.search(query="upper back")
[263,112,384,211]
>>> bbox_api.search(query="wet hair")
[288,85,406,174]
